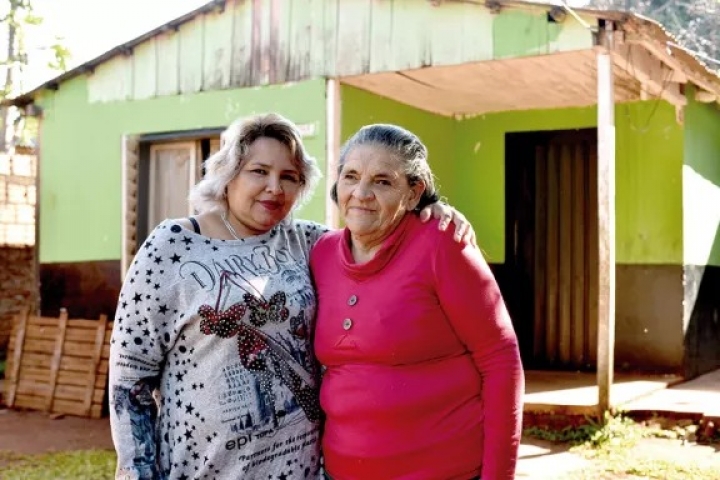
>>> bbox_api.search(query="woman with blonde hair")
[109,113,473,480]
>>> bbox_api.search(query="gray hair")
[189,113,322,214]
[330,124,439,211]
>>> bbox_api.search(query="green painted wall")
[683,88,720,267]
[341,89,684,265]
[339,85,456,201]
[36,77,327,263]
[456,108,595,261]
[455,102,683,264]
[491,10,592,59]
[615,102,684,265]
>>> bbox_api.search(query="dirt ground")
[0,408,114,457]
[0,407,588,478]
[1,407,719,479]
[0,406,583,475]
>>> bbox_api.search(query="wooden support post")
[596,23,617,419]
[84,314,108,417]
[46,308,69,412]
[33,143,41,316]
[121,134,140,280]
[325,77,341,229]
[6,306,29,407]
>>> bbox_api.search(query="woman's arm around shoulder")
[288,219,332,254]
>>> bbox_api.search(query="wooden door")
[147,142,197,231]
[195,137,222,182]
[506,130,598,370]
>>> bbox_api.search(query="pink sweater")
[310,214,524,480]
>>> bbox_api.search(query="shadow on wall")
[684,221,720,380]
[39,260,121,320]
[682,92,720,380]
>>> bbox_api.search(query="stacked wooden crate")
[4,307,112,418]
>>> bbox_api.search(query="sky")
[22,0,209,89]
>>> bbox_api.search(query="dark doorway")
[504,129,599,370]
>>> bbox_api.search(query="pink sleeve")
[432,234,524,480]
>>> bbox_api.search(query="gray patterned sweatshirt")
[109,218,329,480]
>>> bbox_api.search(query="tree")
[588,0,720,69]
[47,41,70,71]
[0,0,70,150]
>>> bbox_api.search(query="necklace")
[221,210,242,240]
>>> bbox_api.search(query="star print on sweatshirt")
[109,218,329,480]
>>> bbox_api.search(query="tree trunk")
[0,12,17,152]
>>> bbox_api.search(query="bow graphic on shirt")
[197,270,319,422]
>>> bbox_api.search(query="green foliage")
[526,412,720,480]
[0,0,72,90]
[48,41,71,71]
[560,457,716,480]
[22,13,41,26]
[0,0,71,147]
[524,411,641,448]
[619,458,712,480]
[0,450,116,480]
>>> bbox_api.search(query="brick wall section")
[0,246,36,360]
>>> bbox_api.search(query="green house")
[7,0,720,381]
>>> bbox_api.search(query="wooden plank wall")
[86,0,594,103]
[4,307,111,418]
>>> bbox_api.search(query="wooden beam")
[34,142,41,292]
[613,43,687,107]
[121,135,140,280]
[624,36,688,81]
[6,307,29,408]
[627,37,720,104]
[46,308,68,413]
[325,78,341,229]
[596,24,617,420]
[695,90,717,103]
[84,314,108,416]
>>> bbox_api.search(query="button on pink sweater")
[311,215,524,480]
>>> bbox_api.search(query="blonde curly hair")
[188,113,322,214]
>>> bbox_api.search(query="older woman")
[311,124,524,480]
[109,114,473,480]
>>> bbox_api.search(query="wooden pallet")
[4,307,113,418]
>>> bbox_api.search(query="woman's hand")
[419,203,477,247]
